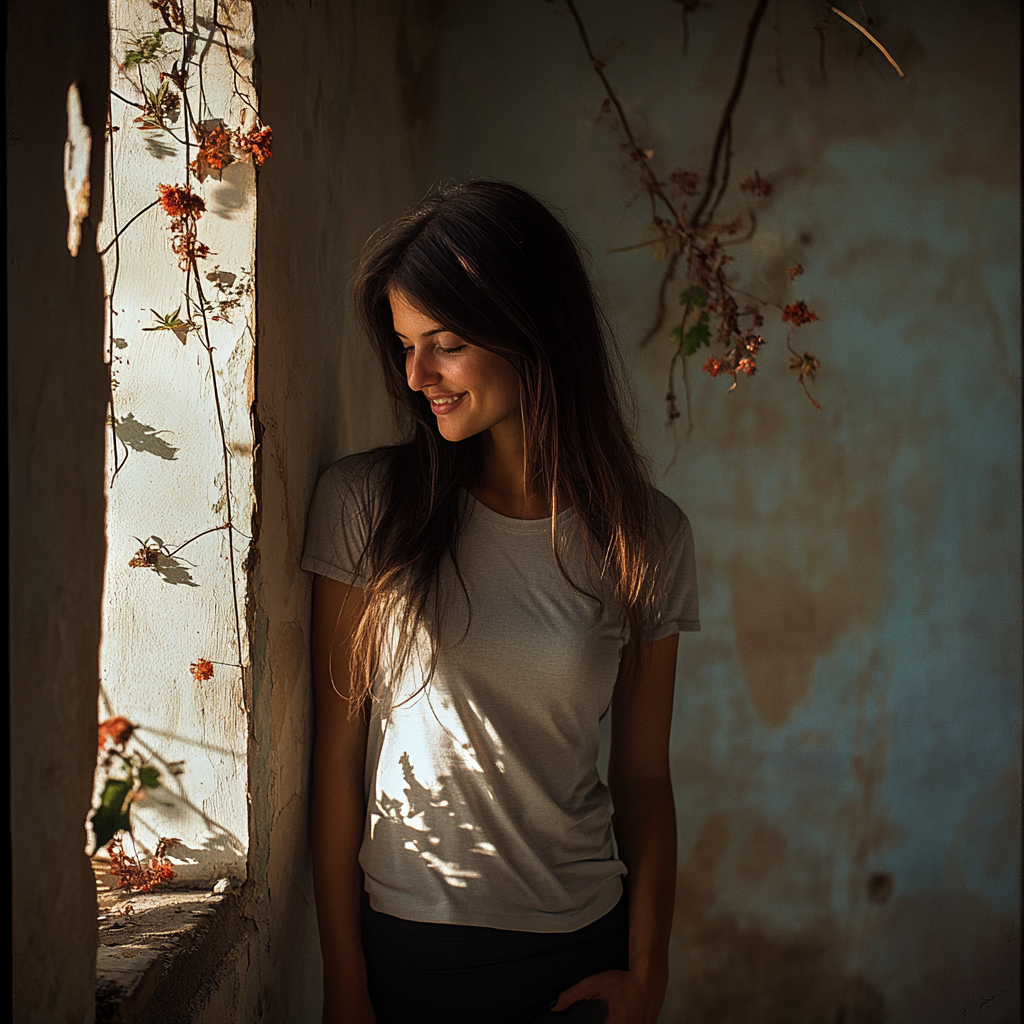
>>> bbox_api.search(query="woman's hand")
[551,968,667,1023]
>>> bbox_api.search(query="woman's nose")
[406,349,441,391]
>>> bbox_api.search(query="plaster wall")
[245,1,440,1019]
[96,0,258,885]
[8,1,110,1020]
[425,1,1021,1021]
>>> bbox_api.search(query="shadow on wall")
[107,723,247,884]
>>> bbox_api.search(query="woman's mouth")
[428,392,467,415]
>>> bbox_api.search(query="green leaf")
[138,766,161,789]
[679,287,708,309]
[682,320,711,357]
[90,779,133,851]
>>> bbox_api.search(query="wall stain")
[735,819,788,883]
[730,490,885,729]
[671,814,887,1024]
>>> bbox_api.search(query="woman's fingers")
[552,970,626,1010]
[552,970,656,1023]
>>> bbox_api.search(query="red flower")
[190,658,214,682]
[739,173,773,198]
[157,186,211,270]
[787,263,804,282]
[191,122,235,182]
[157,183,205,224]
[106,835,178,893]
[98,716,135,750]
[738,357,757,376]
[702,357,725,378]
[234,125,273,166]
[782,301,818,326]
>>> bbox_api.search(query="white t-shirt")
[301,450,699,932]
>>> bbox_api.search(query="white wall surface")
[96,0,258,883]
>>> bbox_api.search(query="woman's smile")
[426,392,467,413]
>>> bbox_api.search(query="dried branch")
[828,4,905,76]
[691,0,770,227]
[563,0,690,234]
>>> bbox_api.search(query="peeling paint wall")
[425,1,1021,1021]
[8,1,110,1020]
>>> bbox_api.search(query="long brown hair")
[346,181,663,712]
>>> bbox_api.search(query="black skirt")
[361,891,629,1024]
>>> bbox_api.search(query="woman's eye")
[439,344,466,354]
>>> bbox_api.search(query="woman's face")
[390,289,521,445]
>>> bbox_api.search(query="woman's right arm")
[311,574,377,1024]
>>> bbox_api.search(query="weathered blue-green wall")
[427,2,1021,1020]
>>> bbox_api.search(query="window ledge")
[96,883,247,1024]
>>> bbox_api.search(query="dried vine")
[557,0,904,433]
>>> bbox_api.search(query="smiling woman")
[392,289,523,449]
[302,181,700,1024]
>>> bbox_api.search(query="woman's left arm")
[552,633,681,1024]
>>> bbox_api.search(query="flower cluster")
[157,183,210,271]
[234,124,273,166]
[782,300,818,326]
[98,716,135,751]
[702,336,763,382]
[191,122,235,181]
[190,658,214,682]
[106,834,180,893]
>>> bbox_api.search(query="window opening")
[92,0,268,893]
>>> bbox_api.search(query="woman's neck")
[468,425,552,520]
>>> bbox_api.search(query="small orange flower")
[157,183,205,224]
[234,125,273,166]
[702,356,725,378]
[98,716,135,750]
[192,122,235,182]
[782,301,817,326]
[787,263,804,282]
[190,658,214,682]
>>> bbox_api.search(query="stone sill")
[95,863,246,1024]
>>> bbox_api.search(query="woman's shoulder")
[648,484,694,546]
[307,446,405,535]
[313,446,399,500]
[302,447,403,581]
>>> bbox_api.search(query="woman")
[302,181,699,1024]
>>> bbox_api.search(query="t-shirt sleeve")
[300,452,382,587]
[644,490,700,641]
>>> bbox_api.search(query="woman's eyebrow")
[393,326,447,340]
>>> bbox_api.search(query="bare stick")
[828,4,904,76]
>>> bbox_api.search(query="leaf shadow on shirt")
[370,749,502,893]
[367,682,543,898]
